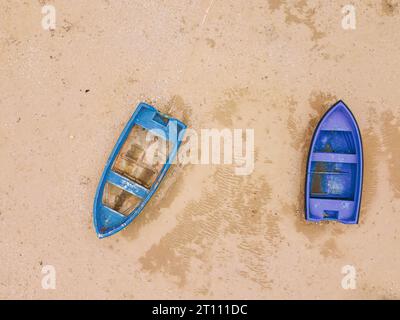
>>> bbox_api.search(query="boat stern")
[307,198,358,224]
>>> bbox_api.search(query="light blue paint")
[93,103,187,238]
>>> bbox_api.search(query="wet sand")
[0,0,400,299]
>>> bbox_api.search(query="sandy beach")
[0,0,399,299]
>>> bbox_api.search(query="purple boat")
[305,101,363,224]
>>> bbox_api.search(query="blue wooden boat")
[305,101,363,224]
[93,103,186,238]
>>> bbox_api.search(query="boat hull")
[305,101,363,224]
[93,103,186,238]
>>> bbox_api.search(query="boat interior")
[309,129,359,222]
[102,125,172,216]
